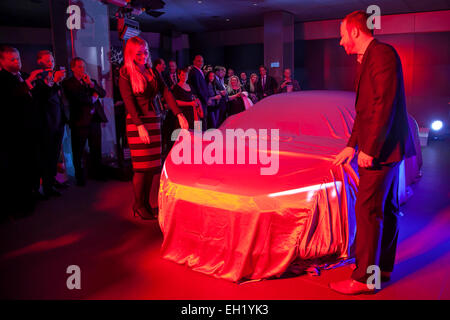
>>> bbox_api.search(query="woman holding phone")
[119,36,188,220]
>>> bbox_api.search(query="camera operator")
[278,68,301,93]
[31,50,68,198]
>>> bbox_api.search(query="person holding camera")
[31,50,68,198]
[0,46,41,217]
[278,68,301,93]
[62,57,107,186]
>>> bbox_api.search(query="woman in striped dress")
[119,36,188,220]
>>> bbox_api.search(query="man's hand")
[333,147,355,166]
[82,73,94,88]
[357,151,373,168]
[27,69,44,82]
[53,69,66,83]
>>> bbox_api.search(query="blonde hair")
[123,36,154,94]
[227,75,241,94]
[249,73,258,92]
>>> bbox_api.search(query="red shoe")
[329,279,377,295]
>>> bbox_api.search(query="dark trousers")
[200,101,208,131]
[41,128,64,191]
[70,122,102,183]
[217,99,227,127]
[207,105,220,129]
[352,162,400,283]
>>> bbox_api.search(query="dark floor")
[0,139,449,300]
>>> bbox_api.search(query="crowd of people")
[145,55,302,160]
[0,39,302,221]
[0,46,108,220]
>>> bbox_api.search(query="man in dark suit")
[32,50,68,198]
[188,55,208,130]
[256,65,277,100]
[214,66,228,127]
[163,60,178,90]
[331,11,415,295]
[0,46,43,217]
[62,57,107,186]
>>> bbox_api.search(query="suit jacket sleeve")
[155,71,181,116]
[62,79,92,107]
[347,111,360,149]
[91,79,106,98]
[363,46,398,159]
[118,69,143,126]
[189,69,207,102]
[187,69,198,96]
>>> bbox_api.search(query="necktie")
[16,73,24,82]
[262,76,266,88]
[172,73,176,84]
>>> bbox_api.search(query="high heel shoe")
[133,206,155,220]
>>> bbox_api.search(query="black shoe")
[43,187,62,198]
[53,180,69,189]
[32,190,49,201]
[76,179,86,187]
[133,206,155,220]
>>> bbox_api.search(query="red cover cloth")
[158,91,420,282]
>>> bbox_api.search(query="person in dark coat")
[331,11,416,295]
[62,57,107,186]
[278,68,301,93]
[0,46,43,217]
[31,50,68,198]
[255,65,277,100]
[187,55,209,130]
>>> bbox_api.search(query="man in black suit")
[0,46,43,217]
[163,60,178,89]
[32,50,68,198]
[331,11,415,294]
[188,55,208,130]
[214,66,228,127]
[62,57,107,186]
[256,65,277,100]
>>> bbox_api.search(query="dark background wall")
[189,11,450,132]
[1,11,448,132]
[189,43,264,75]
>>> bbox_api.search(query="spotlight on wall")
[429,119,447,142]
[431,120,443,131]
